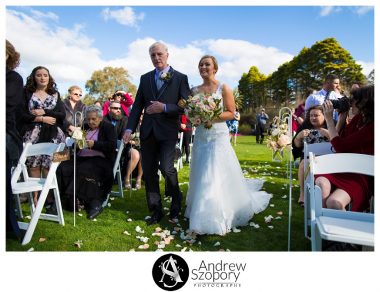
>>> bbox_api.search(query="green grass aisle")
[6,135,310,251]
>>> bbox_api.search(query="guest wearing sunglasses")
[104,101,128,140]
[102,90,133,117]
[63,85,86,136]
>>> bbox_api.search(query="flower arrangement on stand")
[71,127,87,149]
[267,120,292,161]
[183,92,223,129]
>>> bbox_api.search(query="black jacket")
[104,114,128,140]
[83,120,117,164]
[127,67,190,141]
[62,98,86,135]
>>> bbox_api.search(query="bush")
[238,123,252,135]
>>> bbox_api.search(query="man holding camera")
[305,74,349,121]
[102,90,134,117]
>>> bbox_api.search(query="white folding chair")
[11,142,66,245]
[306,152,374,251]
[103,140,124,207]
[303,142,335,239]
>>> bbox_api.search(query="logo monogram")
[152,253,189,291]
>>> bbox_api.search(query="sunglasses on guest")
[110,107,121,110]
[72,93,83,97]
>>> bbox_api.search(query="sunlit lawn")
[6,135,310,252]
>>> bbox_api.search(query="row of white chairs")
[303,142,374,251]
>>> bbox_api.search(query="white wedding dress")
[185,84,272,235]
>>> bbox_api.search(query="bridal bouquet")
[266,121,291,159]
[184,92,223,129]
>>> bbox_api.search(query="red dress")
[320,114,374,211]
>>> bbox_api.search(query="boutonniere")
[160,72,172,82]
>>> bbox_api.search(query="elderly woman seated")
[58,105,117,219]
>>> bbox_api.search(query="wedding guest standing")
[6,40,24,239]
[20,66,66,211]
[62,85,86,136]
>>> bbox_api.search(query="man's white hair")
[149,41,168,53]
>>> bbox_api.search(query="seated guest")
[62,85,86,136]
[316,85,374,212]
[103,90,133,117]
[292,105,329,206]
[58,105,117,219]
[124,114,143,190]
[104,101,128,139]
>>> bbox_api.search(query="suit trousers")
[141,133,181,216]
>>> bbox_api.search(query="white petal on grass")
[123,230,131,235]
[277,211,283,216]
[281,195,287,199]
[110,197,115,201]
[270,204,275,207]
[214,241,221,246]
[107,203,111,207]
[27,247,34,252]
[232,227,241,233]
[144,216,151,220]
[268,225,274,229]
[92,218,97,222]
[127,218,133,222]
[78,213,83,217]
[264,215,274,223]
[181,247,187,252]
[249,222,260,229]
[175,244,182,248]
[135,226,145,233]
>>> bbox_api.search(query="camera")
[331,96,350,112]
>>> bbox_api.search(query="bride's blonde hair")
[199,55,218,73]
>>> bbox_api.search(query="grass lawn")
[6,135,310,252]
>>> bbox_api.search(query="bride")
[185,55,272,235]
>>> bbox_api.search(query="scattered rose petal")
[249,222,260,229]
[78,213,83,217]
[268,225,274,229]
[135,226,144,233]
[163,207,169,211]
[264,215,274,223]
[158,242,165,249]
[123,231,131,235]
[164,237,172,245]
[277,211,283,216]
[107,203,111,207]
[275,216,282,220]
[281,195,287,199]
[175,244,182,248]
[155,227,162,232]
[214,241,221,246]
[138,244,149,249]
[38,237,46,242]
[25,215,31,220]
[127,218,133,222]
[270,204,275,207]
[172,231,177,235]
[74,240,83,248]
[126,211,129,214]
[110,197,115,201]
[92,218,97,222]
[27,247,34,252]
[198,241,202,245]
[232,227,241,233]
[181,247,187,252]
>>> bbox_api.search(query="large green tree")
[85,66,137,102]
[238,66,267,113]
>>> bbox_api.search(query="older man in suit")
[123,42,190,225]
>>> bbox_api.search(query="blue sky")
[6,5,374,95]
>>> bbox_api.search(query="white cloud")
[102,7,145,28]
[30,9,59,22]
[353,6,373,16]
[357,60,374,76]
[320,6,341,17]
[6,9,106,89]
